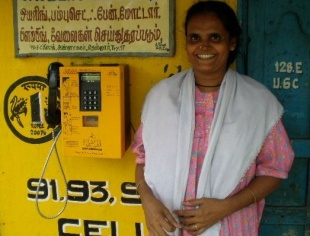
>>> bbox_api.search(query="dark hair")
[184,1,242,65]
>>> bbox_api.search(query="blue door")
[237,0,310,235]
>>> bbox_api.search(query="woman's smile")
[197,54,216,60]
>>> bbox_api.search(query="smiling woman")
[132,1,294,236]
[185,13,236,91]
[184,2,240,93]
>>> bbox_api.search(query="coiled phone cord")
[35,129,68,219]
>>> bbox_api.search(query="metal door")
[237,0,310,235]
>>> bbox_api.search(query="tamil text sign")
[14,0,175,57]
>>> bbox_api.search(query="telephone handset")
[45,62,63,128]
[36,62,67,220]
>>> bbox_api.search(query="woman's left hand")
[174,198,228,235]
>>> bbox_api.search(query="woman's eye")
[188,34,200,42]
[211,34,221,42]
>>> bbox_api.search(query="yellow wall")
[0,1,237,235]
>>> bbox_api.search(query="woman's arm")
[175,176,283,235]
[175,120,294,235]
[135,164,182,236]
[225,176,282,214]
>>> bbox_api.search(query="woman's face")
[186,13,236,78]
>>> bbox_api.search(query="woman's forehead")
[187,13,228,33]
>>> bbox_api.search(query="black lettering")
[135,222,143,236]
[120,182,141,205]
[84,220,108,236]
[58,218,80,236]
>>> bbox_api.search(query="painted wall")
[0,1,237,235]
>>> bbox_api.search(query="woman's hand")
[136,164,181,235]
[174,198,228,235]
[141,193,181,236]
[173,176,284,235]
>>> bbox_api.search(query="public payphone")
[36,63,128,219]
[59,65,127,159]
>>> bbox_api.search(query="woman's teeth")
[197,54,215,59]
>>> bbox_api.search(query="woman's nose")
[199,44,208,50]
[199,40,210,49]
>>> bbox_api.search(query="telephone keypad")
[79,72,101,111]
[81,90,101,111]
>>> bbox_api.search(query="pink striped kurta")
[132,87,294,235]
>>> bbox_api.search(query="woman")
[132,1,294,235]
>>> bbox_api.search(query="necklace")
[195,82,222,87]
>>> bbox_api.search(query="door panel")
[266,159,308,206]
[237,0,310,234]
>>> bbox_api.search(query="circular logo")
[4,76,60,144]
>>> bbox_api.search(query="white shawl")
[141,69,283,235]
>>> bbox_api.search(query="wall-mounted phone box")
[59,65,127,159]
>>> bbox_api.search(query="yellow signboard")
[14,0,175,57]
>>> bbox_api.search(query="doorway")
[237,0,310,235]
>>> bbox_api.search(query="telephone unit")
[59,65,127,159]
[36,64,128,220]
